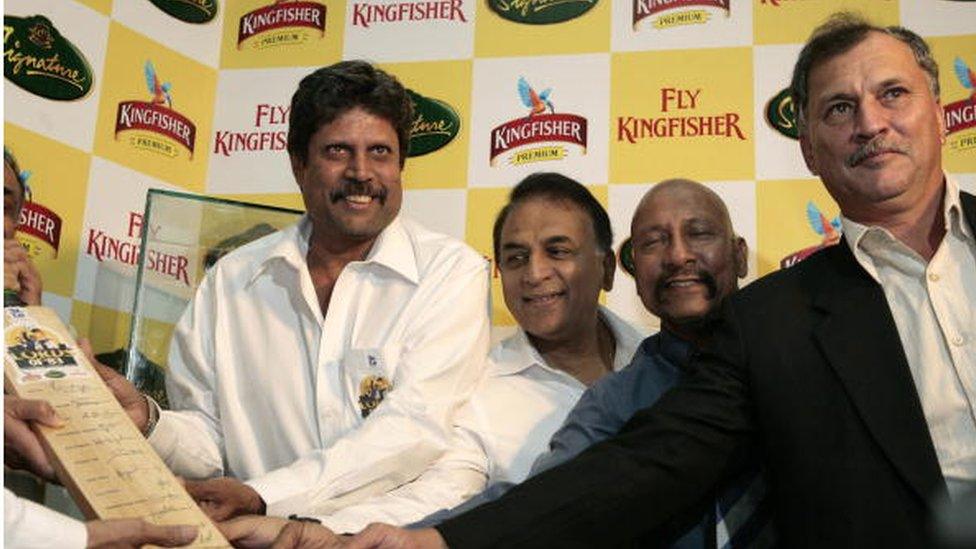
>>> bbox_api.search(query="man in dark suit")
[333,13,976,549]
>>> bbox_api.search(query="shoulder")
[399,216,488,279]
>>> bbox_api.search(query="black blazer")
[438,191,976,548]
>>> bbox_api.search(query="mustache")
[329,181,387,204]
[653,269,718,302]
[846,138,909,168]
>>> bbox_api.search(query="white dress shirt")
[148,215,491,516]
[842,177,976,500]
[4,488,87,549]
[312,307,643,533]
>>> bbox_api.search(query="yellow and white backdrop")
[4,0,975,359]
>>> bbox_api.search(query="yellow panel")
[611,48,754,183]
[754,1,899,45]
[92,22,217,191]
[219,0,344,69]
[474,1,610,57]
[756,178,840,276]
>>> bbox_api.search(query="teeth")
[346,195,372,204]
[668,280,698,287]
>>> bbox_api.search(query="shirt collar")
[839,174,966,281]
[491,306,635,377]
[246,214,420,286]
[655,327,694,368]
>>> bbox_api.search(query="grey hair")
[790,12,940,133]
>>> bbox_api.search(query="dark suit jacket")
[438,191,976,548]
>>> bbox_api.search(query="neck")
[307,226,377,269]
[530,314,615,387]
[846,174,946,261]
[661,320,708,348]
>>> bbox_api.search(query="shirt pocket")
[342,345,398,420]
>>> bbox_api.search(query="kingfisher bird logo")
[114,60,197,158]
[3,14,94,101]
[633,0,730,30]
[489,77,587,166]
[780,201,841,269]
[237,0,327,50]
[944,56,976,151]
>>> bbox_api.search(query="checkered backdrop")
[4,0,975,362]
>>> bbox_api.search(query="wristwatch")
[142,394,161,437]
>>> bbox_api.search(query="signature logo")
[3,14,94,100]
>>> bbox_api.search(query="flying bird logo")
[144,60,172,108]
[518,77,554,117]
[953,57,976,103]
[806,201,842,245]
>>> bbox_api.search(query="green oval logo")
[148,0,219,24]
[45,370,66,379]
[765,87,798,140]
[618,237,635,277]
[407,89,461,157]
[488,0,598,25]
[3,15,94,101]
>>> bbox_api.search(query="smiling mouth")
[523,291,565,304]
[664,278,704,289]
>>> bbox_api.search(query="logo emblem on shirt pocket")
[358,375,392,418]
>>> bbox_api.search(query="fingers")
[6,397,63,427]
[78,337,95,362]
[218,515,290,549]
[86,519,197,548]
[270,522,306,549]
[136,521,199,547]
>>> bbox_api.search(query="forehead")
[808,32,927,100]
[502,197,594,244]
[634,186,725,230]
[316,106,398,140]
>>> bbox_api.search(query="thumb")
[77,337,95,362]
[11,398,64,428]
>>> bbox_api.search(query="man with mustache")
[342,13,975,548]
[220,172,645,544]
[84,61,491,522]
[256,179,762,547]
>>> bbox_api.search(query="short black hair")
[492,172,612,259]
[790,12,939,132]
[287,60,413,166]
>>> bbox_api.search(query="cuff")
[147,410,181,462]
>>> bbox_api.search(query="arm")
[435,302,757,548]
[148,269,225,479]
[247,257,490,516]
[314,414,490,534]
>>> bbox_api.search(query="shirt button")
[951,335,965,346]
[928,273,940,282]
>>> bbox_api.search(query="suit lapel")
[961,191,976,235]
[811,242,946,504]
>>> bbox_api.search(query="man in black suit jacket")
[281,13,976,549]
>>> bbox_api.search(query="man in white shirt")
[88,61,491,522]
[219,172,643,543]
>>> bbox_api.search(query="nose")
[853,97,888,142]
[345,151,372,182]
[664,236,695,268]
[523,251,554,285]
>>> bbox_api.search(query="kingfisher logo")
[213,103,289,157]
[114,60,197,158]
[633,0,729,29]
[765,87,797,140]
[489,77,587,166]
[148,0,219,24]
[351,0,467,28]
[780,201,841,269]
[3,15,94,101]
[488,0,597,25]
[237,0,326,49]
[408,89,460,157]
[945,56,976,151]
[18,202,62,259]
